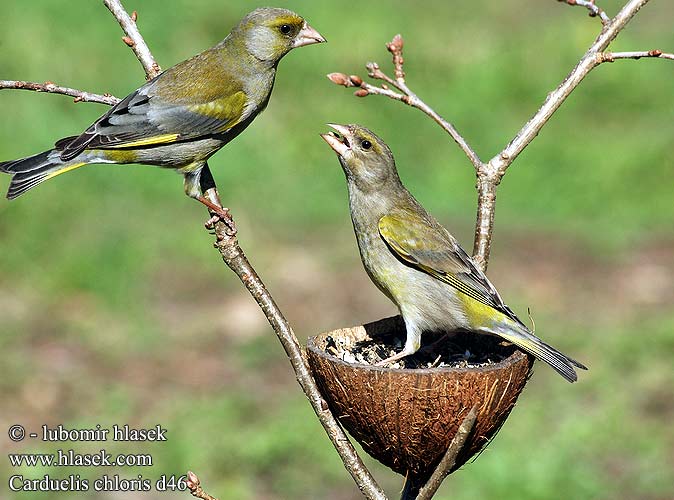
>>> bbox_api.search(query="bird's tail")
[0,149,89,200]
[493,321,587,383]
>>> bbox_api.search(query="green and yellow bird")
[0,7,325,226]
[322,124,587,382]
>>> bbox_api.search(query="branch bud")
[366,62,384,80]
[649,49,663,57]
[131,10,138,22]
[327,72,352,87]
[122,36,136,47]
[387,34,404,54]
[386,34,405,81]
[349,75,363,86]
[354,89,369,97]
[186,471,199,489]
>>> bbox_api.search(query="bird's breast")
[354,222,468,333]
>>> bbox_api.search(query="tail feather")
[1,150,87,199]
[565,355,588,371]
[0,151,52,174]
[495,324,587,383]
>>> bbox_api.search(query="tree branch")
[473,0,655,266]
[328,0,669,272]
[3,2,386,498]
[0,80,120,106]
[327,34,483,174]
[488,0,651,177]
[6,1,669,497]
[103,0,162,79]
[600,49,674,62]
[211,225,387,500]
[557,0,611,25]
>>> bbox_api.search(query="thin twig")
[490,0,652,177]
[328,0,669,273]
[186,471,219,500]
[103,0,161,79]
[416,406,478,500]
[212,224,387,500]
[558,0,611,25]
[600,49,674,61]
[327,53,483,173]
[472,0,657,266]
[387,34,406,83]
[0,80,120,106]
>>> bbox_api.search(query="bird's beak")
[293,22,326,48]
[321,124,351,157]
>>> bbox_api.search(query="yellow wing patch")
[44,162,87,181]
[378,215,419,262]
[108,133,180,149]
[456,291,505,329]
[188,91,246,128]
[379,214,497,310]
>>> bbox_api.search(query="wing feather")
[59,47,250,161]
[59,88,247,160]
[378,212,526,326]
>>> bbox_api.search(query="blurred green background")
[1,1,673,499]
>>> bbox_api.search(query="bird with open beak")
[322,124,587,382]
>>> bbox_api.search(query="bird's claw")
[204,208,237,236]
[204,215,220,229]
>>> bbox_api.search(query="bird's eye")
[361,140,372,150]
[279,24,291,35]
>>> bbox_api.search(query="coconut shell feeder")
[307,315,534,496]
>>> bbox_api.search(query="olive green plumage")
[0,8,325,207]
[322,124,587,383]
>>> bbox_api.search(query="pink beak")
[320,124,351,157]
[292,22,326,48]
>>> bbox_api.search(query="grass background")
[1,1,673,499]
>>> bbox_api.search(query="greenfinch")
[0,8,325,225]
[322,124,587,382]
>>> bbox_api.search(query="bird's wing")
[59,87,248,161]
[58,57,251,161]
[378,212,525,326]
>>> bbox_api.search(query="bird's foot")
[375,349,414,367]
[197,195,237,236]
[204,215,220,230]
[204,207,236,235]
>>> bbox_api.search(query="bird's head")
[321,124,400,192]
[237,8,325,63]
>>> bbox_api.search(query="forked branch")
[3,0,670,498]
[557,0,611,25]
[328,36,482,173]
[103,0,161,79]
[328,0,669,271]
[1,1,386,498]
[0,0,161,102]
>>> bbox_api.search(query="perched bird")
[0,7,325,227]
[321,124,587,382]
